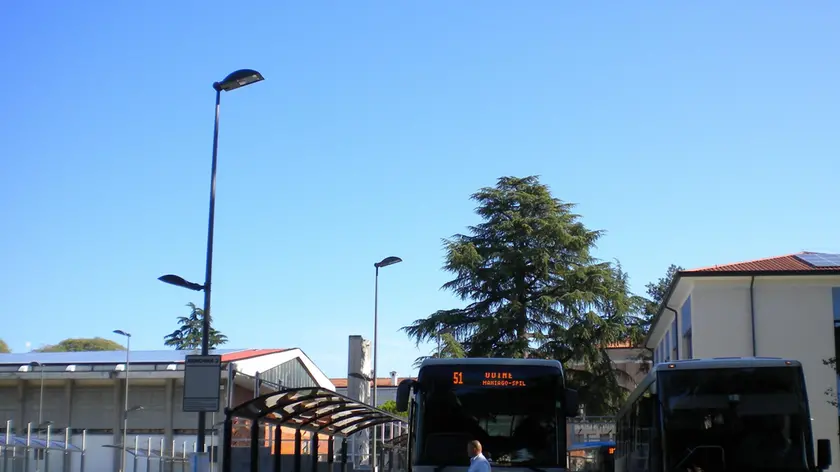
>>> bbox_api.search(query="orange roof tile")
[686,252,840,273]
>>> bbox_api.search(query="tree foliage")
[379,400,408,416]
[0,339,10,353]
[414,331,467,368]
[401,176,645,414]
[164,302,229,350]
[34,337,125,352]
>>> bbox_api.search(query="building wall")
[648,276,840,472]
[0,356,332,472]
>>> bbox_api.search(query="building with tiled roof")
[0,347,334,471]
[644,251,840,472]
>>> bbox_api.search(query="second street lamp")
[29,362,45,472]
[159,68,264,456]
[371,256,402,472]
[113,329,131,472]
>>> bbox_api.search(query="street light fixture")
[125,405,144,418]
[113,329,132,472]
[159,68,264,456]
[371,256,402,472]
[158,274,204,292]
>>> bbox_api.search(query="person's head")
[467,440,482,458]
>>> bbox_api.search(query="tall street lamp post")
[159,69,264,455]
[371,256,402,472]
[113,330,131,472]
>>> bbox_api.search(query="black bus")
[396,358,579,472]
[615,357,831,472]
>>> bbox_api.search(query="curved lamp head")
[158,274,205,292]
[113,329,132,338]
[375,256,403,269]
[213,69,264,92]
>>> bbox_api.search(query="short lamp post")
[113,330,132,472]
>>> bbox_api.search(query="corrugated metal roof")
[0,349,243,365]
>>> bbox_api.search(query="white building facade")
[644,252,840,472]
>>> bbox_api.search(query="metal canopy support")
[311,432,319,472]
[273,426,283,472]
[222,414,233,472]
[327,435,335,472]
[340,439,348,472]
[294,429,302,472]
[249,420,260,472]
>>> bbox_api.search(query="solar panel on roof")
[0,349,242,365]
[795,253,840,268]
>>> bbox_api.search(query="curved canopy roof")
[228,387,406,436]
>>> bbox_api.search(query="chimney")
[390,371,398,386]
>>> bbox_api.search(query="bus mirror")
[564,389,579,417]
[817,439,831,470]
[396,379,414,412]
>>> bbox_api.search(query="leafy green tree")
[35,337,125,352]
[401,176,641,414]
[379,400,408,417]
[164,302,228,350]
[0,339,10,353]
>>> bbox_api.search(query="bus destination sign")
[452,370,528,387]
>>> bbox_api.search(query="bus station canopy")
[227,387,407,436]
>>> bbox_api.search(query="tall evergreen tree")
[413,331,467,368]
[402,176,641,413]
[164,302,229,350]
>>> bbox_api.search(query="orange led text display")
[450,370,527,387]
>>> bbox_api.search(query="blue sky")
[1,2,838,379]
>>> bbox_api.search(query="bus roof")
[617,357,803,419]
[652,357,802,372]
[418,358,563,370]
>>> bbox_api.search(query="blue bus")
[568,440,615,472]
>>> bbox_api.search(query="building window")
[681,296,692,359]
[664,333,671,362]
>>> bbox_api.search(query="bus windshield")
[659,366,812,472]
[415,364,563,467]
